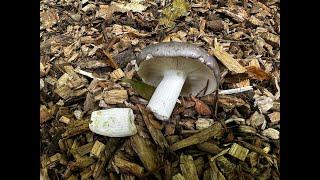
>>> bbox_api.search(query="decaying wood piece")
[92,154,107,178]
[208,157,226,180]
[172,173,186,180]
[137,104,169,149]
[197,142,223,155]
[90,140,106,158]
[180,154,199,180]
[130,134,159,171]
[113,155,145,176]
[171,122,225,151]
[228,143,249,161]
[62,120,90,138]
[103,89,128,104]
[76,142,94,156]
[211,40,246,73]
[110,68,125,81]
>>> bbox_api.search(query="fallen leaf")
[210,40,247,73]
[246,66,270,81]
[218,94,249,110]
[40,9,59,29]
[159,0,189,27]
[191,96,212,116]
[121,78,155,100]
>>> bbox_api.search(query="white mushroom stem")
[147,70,187,121]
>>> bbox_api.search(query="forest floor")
[40,0,280,179]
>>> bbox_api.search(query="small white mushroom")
[89,108,137,137]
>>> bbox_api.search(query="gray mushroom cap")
[137,42,220,96]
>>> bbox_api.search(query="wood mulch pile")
[40,0,280,179]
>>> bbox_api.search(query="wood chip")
[90,140,105,158]
[103,89,128,104]
[228,143,249,161]
[180,154,199,180]
[268,112,280,123]
[59,116,71,124]
[110,68,125,81]
[211,40,246,73]
[261,128,279,139]
[114,155,144,177]
[171,122,225,151]
[130,134,158,171]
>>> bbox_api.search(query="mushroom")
[89,108,137,137]
[137,42,220,120]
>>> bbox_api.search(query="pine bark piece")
[171,122,225,151]
[130,134,158,171]
[113,155,145,177]
[210,41,246,73]
[90,140,106,158]
[180,154,199,180]
[172,173,186,180]
[228,143,249,161]
[103,89,128,104]
[197,142,223,155]
[62,120,90,138]
[137,104,169,149]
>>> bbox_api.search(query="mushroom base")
[147,70,187,120]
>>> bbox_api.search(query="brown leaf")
[246,66,270,81]
[191,96,212,116]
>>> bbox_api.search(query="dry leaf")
[40,9,59,29]
[216,5,248,23]
[191,96,212,116]
[210,40,246,73]
[218,95,249,110]
[246,66,270,81]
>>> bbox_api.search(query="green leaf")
[122,78,155,100]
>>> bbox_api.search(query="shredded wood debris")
[40,0,280,178]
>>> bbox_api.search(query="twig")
[218,86,253,95]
